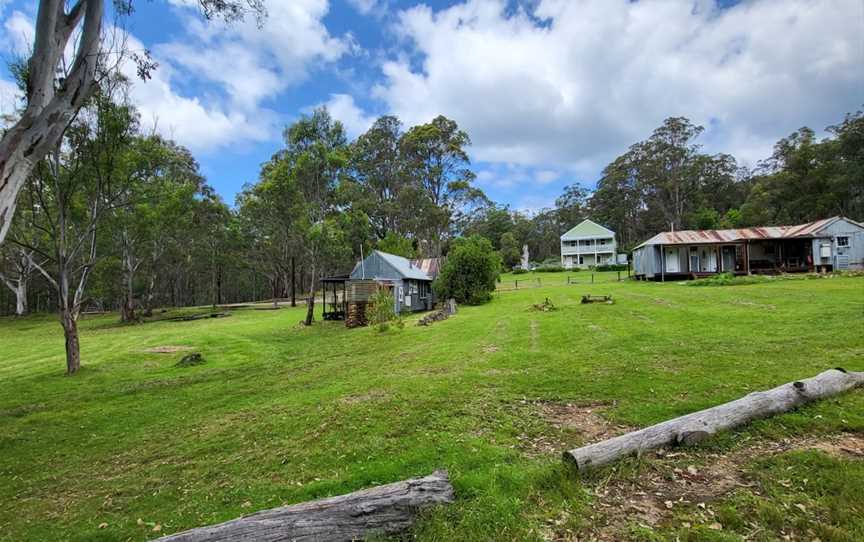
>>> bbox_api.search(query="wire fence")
[495,271,630,293]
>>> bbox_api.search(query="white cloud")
[348,0,380,15]
[319,93,376,139]
[534,169,558,185]
[120,34,277,153]
[0,77,21,120]
[161,0,352,111]
[1,9,34,56]
[374,0,864,172]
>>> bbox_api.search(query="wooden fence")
[495,271,629,293]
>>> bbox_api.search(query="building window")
[578,255,584,265]
[837,236,849,247]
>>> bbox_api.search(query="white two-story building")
[560,219,618,269]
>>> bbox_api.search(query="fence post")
[515,280,519,289]
[617,271,621,282]
[591,273,594,284]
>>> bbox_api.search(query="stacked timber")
[345,279,378,328]
[345,302,368,328]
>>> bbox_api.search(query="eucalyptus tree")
[281,107,350,326]
[0,244,38,315]
[0,0,266,245]
[108,136,204,321]
[11,87,139,374]
[399,115,481,256]
[350,116,406,240]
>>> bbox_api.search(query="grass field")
[1,272,863,541]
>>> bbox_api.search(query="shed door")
[664,247,680,273]
[722,246,736,272]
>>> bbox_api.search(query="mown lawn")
[1,272,862,541]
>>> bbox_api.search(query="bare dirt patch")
[575,431,864,541]
[807,432,864,458]
[338,389,389,405]
[519,401,630,458]
[481,344,500,354]
[143,345,193,354]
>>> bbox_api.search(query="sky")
[0,0,861,213]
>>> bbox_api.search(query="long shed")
[632,216,864,280]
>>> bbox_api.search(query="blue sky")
[1,0,861,213]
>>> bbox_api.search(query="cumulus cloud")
[318,93,376,139]
[161,0,352,111]
[122,34,277,153]
[2,9,34,56]
[373,0,864,173]
[347,0,381,15]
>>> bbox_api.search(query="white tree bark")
[155,470,454,542]
[0,0,104,245]
[564,368,864,471]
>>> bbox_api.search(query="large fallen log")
[156,470,454,542]
[564,368,864,471]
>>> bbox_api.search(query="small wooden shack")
[350,250,438,314]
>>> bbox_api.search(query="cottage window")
[837,236,849,248]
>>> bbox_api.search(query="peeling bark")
[0,0,104,245]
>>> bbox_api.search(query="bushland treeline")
[2,77,861,323]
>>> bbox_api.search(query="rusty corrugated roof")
[634,216,850,249]
[410,257,443,278]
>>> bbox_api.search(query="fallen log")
[156,470,454,542]
[564,368,864,471]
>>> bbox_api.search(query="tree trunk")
[60,309,81,375]
[563,368,864,471]
[15,278,27,315]
[155,471,454,542]
[304,263,315,326]
[0,0,104,245]
[291,256,296,307]
[120,264,136,322]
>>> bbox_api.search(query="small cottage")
[349,250,438,313]
[632,216,864,280]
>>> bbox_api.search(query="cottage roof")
[561,219,615,240]
[351,250,433,281]
[410,257,442,279]
[633,216,862,250]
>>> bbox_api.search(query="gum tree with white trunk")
[0,0,265,246]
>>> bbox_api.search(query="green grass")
[1,273,863,541]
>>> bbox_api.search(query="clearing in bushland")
[1,271,862,541]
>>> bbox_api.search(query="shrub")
[595,263,628,272]
[511,268,529,275]
[688,273,772,287]
[369,289,397,331]
[535,265,564,273]
[434,235,501,305]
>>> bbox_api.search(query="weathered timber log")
[156,470,454,542]
[564,368,864,471]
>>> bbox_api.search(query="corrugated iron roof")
[376,251,433,280]
[410,257,443,279]
[634,216,848,250]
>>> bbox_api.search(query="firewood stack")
[345,302,368,328]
